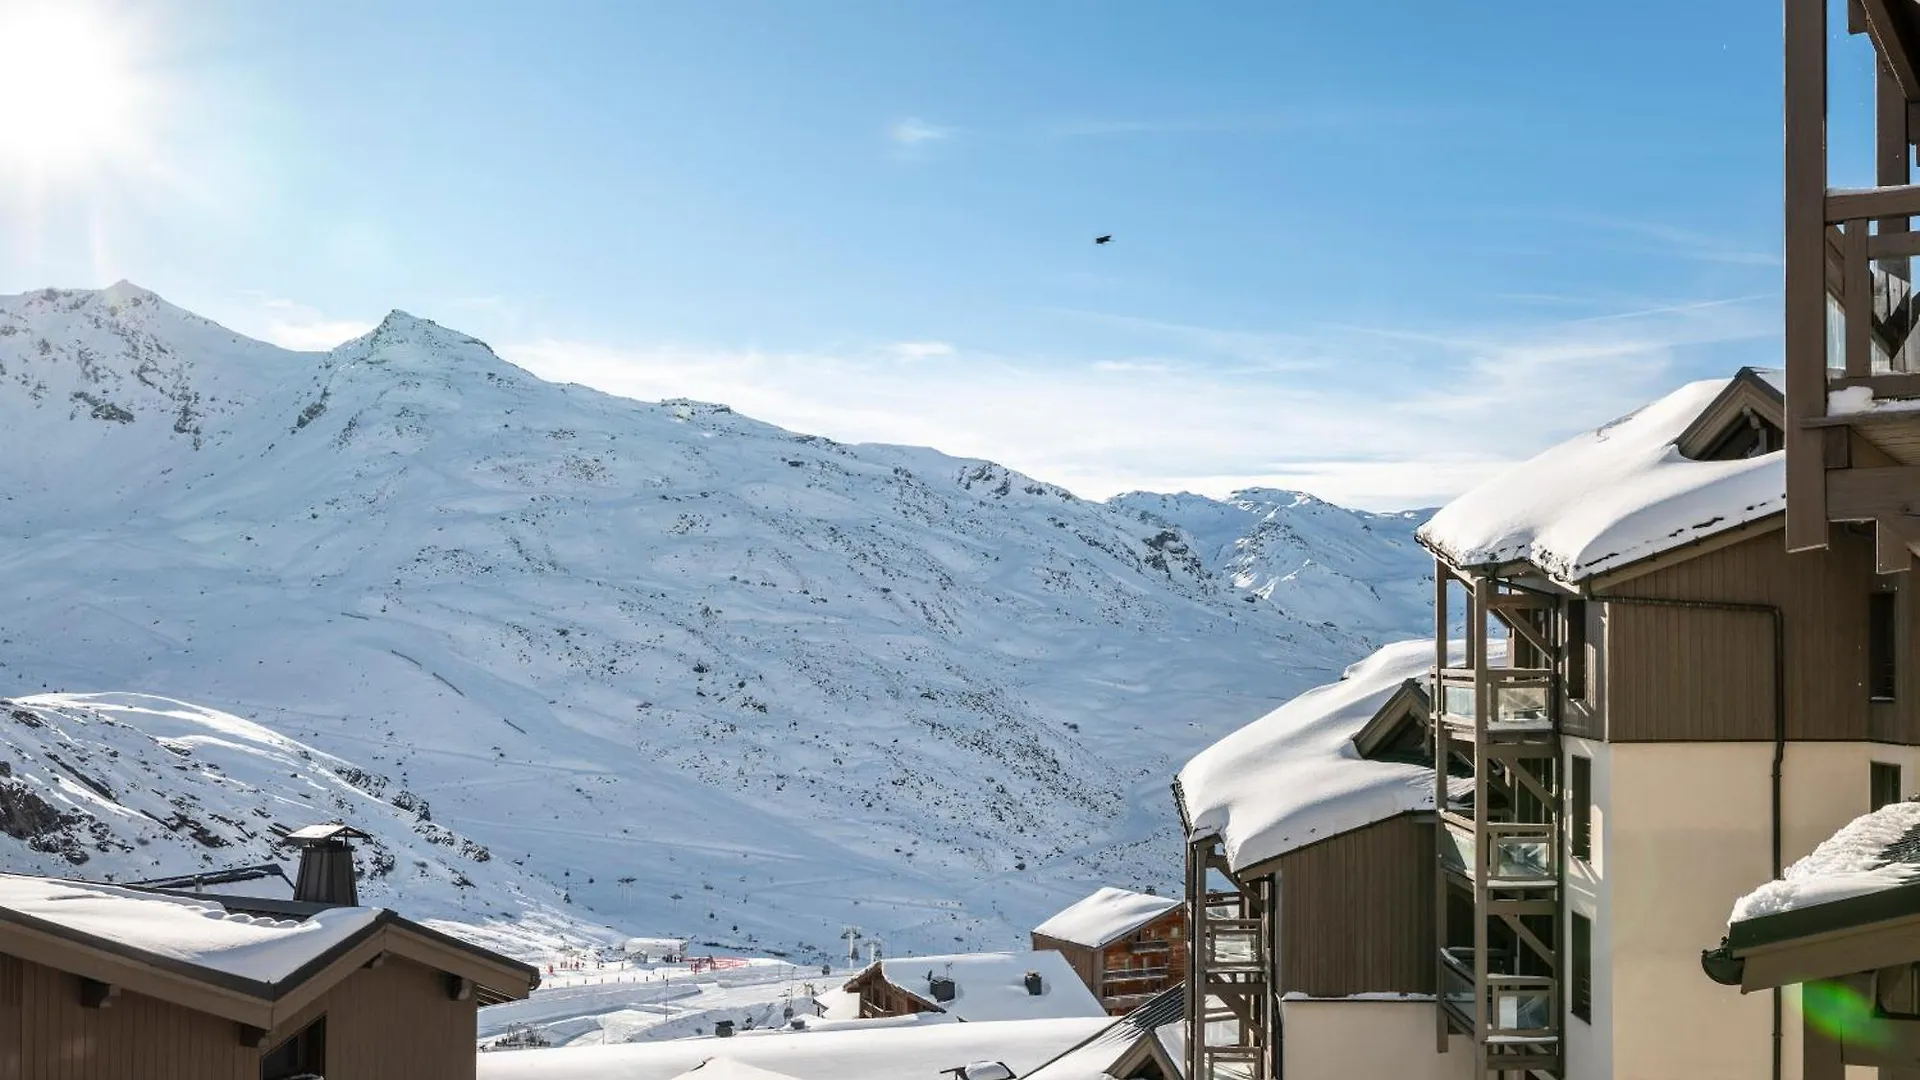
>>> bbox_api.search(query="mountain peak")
[100,280,159,305]
[343,309,496,360]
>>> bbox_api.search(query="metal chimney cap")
[285,822,371,843]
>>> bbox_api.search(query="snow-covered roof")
[671,1060,805,1080]
[476,1017,1112,1080]
[1022,985,1183,1080]
[1033,887,1179,949]
[1178,640,1451,872]
[1416,374,1784,585]
[1730,801,1920,924]
[623,937,689,953]
[861,951,1107,1022]
[0,873,378,983]
[811,985,863,1021]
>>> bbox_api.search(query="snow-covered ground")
[481,955,839,1048]
[0,283,1435,960]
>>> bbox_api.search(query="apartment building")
[1177,362,1917,1080]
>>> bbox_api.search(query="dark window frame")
[260,1015,326,1080]
[1870,590,1899,703]
[1571,913,1592,1023]
[1565,599,1588,702]
[1874,761,1903,812]
[1569,755,1592,862]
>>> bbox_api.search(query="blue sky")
[0,1,1880,507]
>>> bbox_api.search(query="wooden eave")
[1351,680,1429,760]
[1120,1025,1186,1080]
[1229,808,1433,884]
[1856,0,1920,102]
[1582,513,1788,594]
[1674,368,1786,459]
[841,962,947,1015]
[1722,878,1920,992]
[0,903,538,1029]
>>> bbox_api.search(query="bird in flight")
[1094,235,1112,245]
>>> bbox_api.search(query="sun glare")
[0,3,146,176]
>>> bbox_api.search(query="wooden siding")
[1094,908,1186,1016]
[0,950,481,1080]
[1273,813,1433,998]
[1601,525,1920,743]
[1031,933,1099,995]
[847,969,936,1019]
[0,955,255,1080]
[1036,913,1186,1016]
[280,953,480,1080]
[1561,598,1607,740]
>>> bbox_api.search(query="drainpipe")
[1602,594,1786,1080]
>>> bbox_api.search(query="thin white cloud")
[889,118,954,146]
[217,295,374,352]
[890,340,955,360]
[498,292,1776,511]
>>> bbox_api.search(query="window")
[1571,914,1592,1023]
[1874,762,1903,812]
[260,1016,325,1080]
[1871,591,1899,702]
[1570,755,1592,862]
[1565,599,1588,701]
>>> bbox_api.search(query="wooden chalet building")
[1031,886,1186,1015]
[0,823,537,1080]
[841,950,1105,1024]
[1176,640,1474,1080]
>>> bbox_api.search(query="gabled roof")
[0,872,538,1029]
[284,822,370,842]
[1417,370,1786,587]
[1349,679,1429,760]
[1021,985,1186,1080]
[845,951,1107,1023]
[132,862,296,899]
[1178,640,1464,875]
[475,1016,1113,1080]
[1033,888,1180,950]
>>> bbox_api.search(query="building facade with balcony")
[1175,638,1479,1080]
[1178,365,1916,1080]
[1032,887,1188,1015]
[1418,367,1916,1080]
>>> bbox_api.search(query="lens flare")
[1800,980,1890,1050]
[0,1,147,176]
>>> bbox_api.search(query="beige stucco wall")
[1277,997,1474,1080]
[1563,735,1613,1080]
[1600,740,1920,1080]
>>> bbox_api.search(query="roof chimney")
[286,822,370,906]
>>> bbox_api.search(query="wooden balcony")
[1785,0,1920,571]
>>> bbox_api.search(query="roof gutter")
[1606,593,1785,1080]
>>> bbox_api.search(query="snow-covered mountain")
[1111,489,1433,644]
[0,692,590,957]
[0,283,1432,960]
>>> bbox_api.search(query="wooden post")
[1786,0,1832,551]
[1803,979,1847,1080]
[1471,574,1493,1076]
[1846,221,1873,378]
[1435,560,1450,1054]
